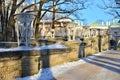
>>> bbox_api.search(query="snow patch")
[0,43,67,52]
[16,60,86,80]
[16,51,111,80]
[16,50,120,80]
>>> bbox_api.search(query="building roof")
[55,17,73,22]
[88,22,108,29]
[40,17,73,23]
[110,23,120,28]
[89,22,104,27]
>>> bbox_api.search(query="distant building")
[89,22,108,29]
[37,17,74,38]
[88,22,108,36]
[110,23,120,35]
[109,23,120,41]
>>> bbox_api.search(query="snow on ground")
[16,59,86,80]
[0,43,67,52]
[33,43,67,50]
[16,50,110,80]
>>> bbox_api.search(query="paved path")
[55,50,120,80]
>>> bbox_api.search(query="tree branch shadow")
[38,47,56,80]
[83,55,120,74]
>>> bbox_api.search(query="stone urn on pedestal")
[14,13,38,77]
[14,12,36,46]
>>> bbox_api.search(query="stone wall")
[0,52,22,80]
[0,48,78,80]
[85,35,109,56]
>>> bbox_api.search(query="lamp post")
[114,32,117,50]
[107,21,111,50]
[78,38,86,58]
[14,13,36,46]
[97,29,101,52]
[90,29,92,52]
[114,32,117,42]
[107,26,110,49]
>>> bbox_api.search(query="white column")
[68,27,71,41]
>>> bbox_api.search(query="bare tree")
[98,0,120,21]
[21,0,88,38]
[0,0,25,41]
[0,0,88,40]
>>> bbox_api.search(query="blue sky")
[70,0,116,24]
[26,0,118,24]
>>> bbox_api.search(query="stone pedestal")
[21,56,38,77]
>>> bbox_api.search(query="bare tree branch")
[16,0,25,8]
[98,0,120,19]
[21,1,40,12]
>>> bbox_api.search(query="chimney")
[80,21,83,26]
[106,21,111,26]
[102,21,104,26]
[108,21,111,25]
[112,20,115,24]
[106,21,108,26]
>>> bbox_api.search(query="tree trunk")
[1,16,7,41]
[13,25,17,41]
[35,18,40,39]
[7,16,15,41]
[0,0,7,41]
[34,1,44,39]
[52,1,56,29]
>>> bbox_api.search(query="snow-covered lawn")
[16,50,113,80]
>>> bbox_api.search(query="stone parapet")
[0,48,78,80]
